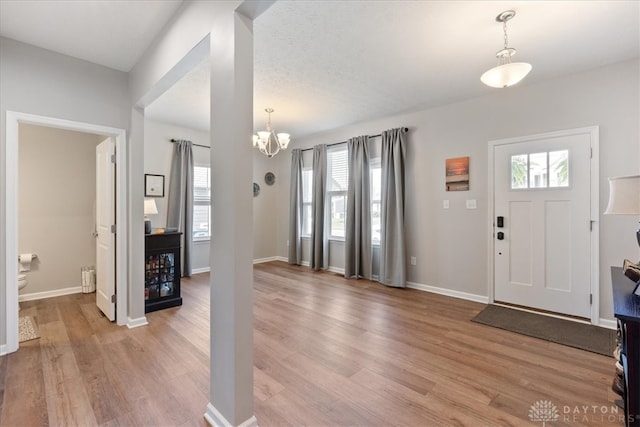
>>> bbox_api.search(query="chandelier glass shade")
[481,10,532,88]
[253,108,290,158]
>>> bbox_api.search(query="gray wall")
[19,124,103,296]
[253,151,279,261]
[275,59,640,322]
[143,118,211,272]
[0,37,129,349]
[143,118,281,270]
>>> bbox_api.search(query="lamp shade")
[144,198,158,215]
[481,62,532,88]
[604,175,640,215]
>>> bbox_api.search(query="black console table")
[612,266,640,427]
[145,231,183,313]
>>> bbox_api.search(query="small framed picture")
[145,174,165,197]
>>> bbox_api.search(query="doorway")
[488,127,600,323]
[3,111,128,354]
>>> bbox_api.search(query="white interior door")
[96,137,115,320]
[493,133,592,318]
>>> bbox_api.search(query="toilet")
[18,274,28,310]
[18,274,28,291]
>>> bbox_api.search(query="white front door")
[493,131,593,318]
[96,137,116,321]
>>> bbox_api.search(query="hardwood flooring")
[0,261,620,426]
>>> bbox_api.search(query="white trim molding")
[19,286,82,302]
[4,111,129,354]
[192,267,212,274]
[204,403,258,427]
[127,316,149,329]
[406,281,490,304]
[253,256,282,264]
[598,318,618,330]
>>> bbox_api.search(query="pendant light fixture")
[252,108,291,158]
[481,10,532,88]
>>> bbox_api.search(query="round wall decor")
[253,182,260,197]
[264,172,275,186]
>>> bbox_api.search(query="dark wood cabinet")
[612,266,640,427]
[145,231,182,313]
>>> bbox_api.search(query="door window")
[510,149,569,190]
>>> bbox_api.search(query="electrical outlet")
[410,256,416,266]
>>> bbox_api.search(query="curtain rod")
[299,127,408,152]
[170,139,210,149]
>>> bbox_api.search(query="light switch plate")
[466,199,477,209]
[443,200,450,209]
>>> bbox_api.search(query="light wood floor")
[0,261,620,426]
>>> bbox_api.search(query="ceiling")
[1,1,639,139]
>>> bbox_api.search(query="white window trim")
[193,164,211,242]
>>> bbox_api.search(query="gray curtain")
[310,144,328,270]
[288,149,303,265]
[167,139,194,277]
[379,128,407,287]
[345,136,372,279]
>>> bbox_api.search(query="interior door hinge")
[590,294,593,305]
[590,220,595,231]
[111,224,117,233]
[111,294,116,303]
[590,147,593,158]
[111,154,116,164]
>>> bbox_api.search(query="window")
[193,166,211,241]
[301,168,313,237]
[370,162,381,244]
[511,150,569,190]
[327,148,348,239]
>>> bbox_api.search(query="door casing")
[3,111,128,354]
[487,126,600,325]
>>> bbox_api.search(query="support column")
[205,9,256,427]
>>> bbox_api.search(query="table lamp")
[144,198,158,234]
[605,175,640,262]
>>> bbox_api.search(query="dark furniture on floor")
[612,266,640,427]
[145,231,183,313]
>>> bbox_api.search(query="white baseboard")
[327,266,345,275]
[204,403,257,427]
[191,267,211,274]
[406,281,489,304]
[0,344,7,356]
[253,256,281,264]
[19,286,83,302]
[598,318,617,330]
[127,316,149,329]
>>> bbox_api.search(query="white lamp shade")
[277,133,290,149]
[481,62,532,88]
[144,198,158,215]
[604,175,640,215]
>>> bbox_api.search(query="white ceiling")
[1,1,639,139]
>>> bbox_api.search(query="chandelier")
[252,108,290,158]
[480,10,532,88]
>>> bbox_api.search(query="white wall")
[143,118,211,272]
[0,37,129,349]
[275,59,640,321]
[18,124,103,296]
